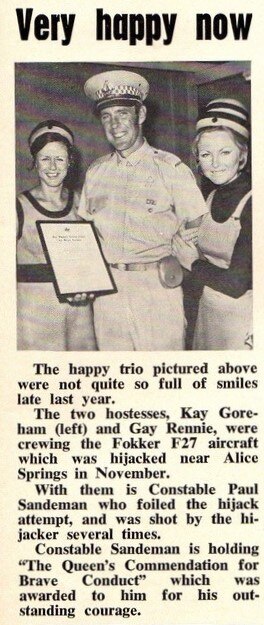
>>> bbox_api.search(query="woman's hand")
[172,234,199,271]
[67,293,95,305]
[179,225,199,245]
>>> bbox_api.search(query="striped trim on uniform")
[16,198,24,240]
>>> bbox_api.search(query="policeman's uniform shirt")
[78,140,206,264]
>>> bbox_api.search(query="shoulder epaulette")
[88,152,114,172]
[152,149,182,168]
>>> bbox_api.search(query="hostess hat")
[196,99,250,140]
[84,70,149,111]
[29,120,74,151]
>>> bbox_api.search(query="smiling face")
[35,141,69,187]
[197,129,245,186]
[100,105,146,156]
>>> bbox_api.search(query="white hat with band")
[29,120,74,149]
[196,99,250,140]
[84,70,149,111]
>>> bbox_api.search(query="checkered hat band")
[96,85,141,100]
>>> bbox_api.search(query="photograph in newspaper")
[1,2,263,625]
[16,61,252,352]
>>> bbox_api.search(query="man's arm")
[172,162,207,228]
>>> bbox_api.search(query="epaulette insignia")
[153,149,181,168]
[88,152,112,171]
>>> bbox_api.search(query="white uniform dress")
[78,140,206,351]
[17,189,96,351]
[193,189,252,350]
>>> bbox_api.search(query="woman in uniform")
[17,120,96,350]
[173,99,252,350]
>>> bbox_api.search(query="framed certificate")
[37,220,116,299]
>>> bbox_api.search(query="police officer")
[78,70,207,350]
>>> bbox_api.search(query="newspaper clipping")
[1,1,263,624]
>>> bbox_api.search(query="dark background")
[15,61,251,193]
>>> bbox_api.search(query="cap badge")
[102,81,111,94]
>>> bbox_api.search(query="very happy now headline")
[15,8,252,47]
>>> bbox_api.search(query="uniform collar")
[115,138,150,166]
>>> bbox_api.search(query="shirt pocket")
[141,182,172,213]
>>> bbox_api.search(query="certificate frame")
[37,220,117,300]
